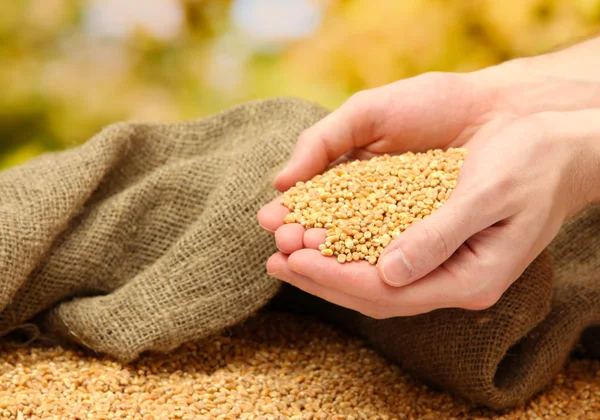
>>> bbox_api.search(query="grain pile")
[1,312,598,420]
[281,149,466,264]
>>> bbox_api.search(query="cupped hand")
[258,65,600,319]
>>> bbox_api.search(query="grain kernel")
[282,149,466,264]
[380,234,392,247]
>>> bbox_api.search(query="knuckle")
[396,221,455,278]
[480,177,516,207]
[461,174,519,217]
[519,115,567,158]
[500,118,551,161]
[420,222,453,262]
[517,113,549,134]
[344,90,379,121]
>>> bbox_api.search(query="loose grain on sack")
[281,148,467,264]
[0,313,598,420]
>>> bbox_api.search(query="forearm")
[517,35,600,206]
[468,35,600,212]
[549,109,600,213]
[467,34,600,118]
[511,34,600,82]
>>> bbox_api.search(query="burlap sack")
[0,97,327,361]
[0,97,598,410]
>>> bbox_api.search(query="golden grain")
[282,148,467,264]
[0,313,597,419]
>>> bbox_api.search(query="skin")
[257,37,600,319]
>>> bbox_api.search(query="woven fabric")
[0,98,327,361]
[0,97,598,410]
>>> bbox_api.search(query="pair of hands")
[258,47,600,319]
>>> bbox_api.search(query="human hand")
[258,59,600,319]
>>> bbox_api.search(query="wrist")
[560,113,600,216]
[468,57,600,117]
[468,35,600,108]
[529,35,600,83]
[510,35,600,83]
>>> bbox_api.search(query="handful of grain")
[281,148,467,264]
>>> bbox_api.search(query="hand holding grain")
[258,50,600,319]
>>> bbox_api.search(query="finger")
[286,205,543,314]
[303,228,326,249]
[275,90,381,192]
[275,72,484,191]
[284,246,486,315]
[288,249,393,302]
[275,224,306,254]
[328,146,380,168]
[274,226,327,254]
[266,252,384,317]
[376,182,505,287]
[285,248,458,314]
[257,197,289,233]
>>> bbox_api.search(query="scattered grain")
[0,313,597,419]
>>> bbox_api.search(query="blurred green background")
[2,0,600,169]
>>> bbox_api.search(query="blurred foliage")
[1,0,600,168]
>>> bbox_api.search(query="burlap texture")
[0,97,327,362]
[0,97,598,410]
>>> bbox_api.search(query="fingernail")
[267,271,287,282]
[273,231,283,252]
[381,247,414,286]
[258,222,274,234]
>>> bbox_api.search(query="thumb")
[377,192,494,287]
